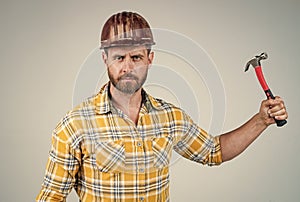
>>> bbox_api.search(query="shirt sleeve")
[36,118,81,201]
[173,113,223,166]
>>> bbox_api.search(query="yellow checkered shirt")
[36,83,222,202]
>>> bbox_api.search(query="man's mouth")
[119,74,137,81]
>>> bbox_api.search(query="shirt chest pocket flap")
[152,136,174,169]
[95,140,125,173]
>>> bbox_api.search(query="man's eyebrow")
[130,53,144,58]
[111,53,125,59]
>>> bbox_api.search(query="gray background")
[1,0,299,201]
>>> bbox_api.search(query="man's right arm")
[36,125,80,201]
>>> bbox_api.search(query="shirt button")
[139,168,145,173]
[140,197,144,201]
[137,142,142,147]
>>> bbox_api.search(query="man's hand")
[258,96,288,126]
[220,96,288,162]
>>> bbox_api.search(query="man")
[36,11,288,202]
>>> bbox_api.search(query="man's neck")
[109,84,142,124]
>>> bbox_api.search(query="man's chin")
[116,84,139,95]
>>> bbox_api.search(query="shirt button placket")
[137,140,146,201]
[137,141,145,173]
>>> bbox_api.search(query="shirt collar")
[94,82,163,115]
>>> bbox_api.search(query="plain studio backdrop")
[1,1,299,201]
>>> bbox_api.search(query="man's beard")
[108,71,147,94]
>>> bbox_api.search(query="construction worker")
[36,11,288,202]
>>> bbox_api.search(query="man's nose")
[121,56,134,72]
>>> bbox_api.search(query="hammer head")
[245,52,268,72]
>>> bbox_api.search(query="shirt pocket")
[94,139,125,173]
[152,136,173,169]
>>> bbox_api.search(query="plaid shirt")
[36,83,222,202]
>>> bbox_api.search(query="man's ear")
[102,51,108,65]
[148,51,154,67]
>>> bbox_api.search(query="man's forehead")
[107,46,148,55]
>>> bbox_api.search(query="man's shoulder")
[67,93,99,118]
[147,94,185,113]
[56,94,99,125]
[51,94,99,141]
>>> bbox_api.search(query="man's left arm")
[219,96,288,162]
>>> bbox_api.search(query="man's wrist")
[254,113,269,130]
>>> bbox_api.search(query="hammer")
[245,52,287,127]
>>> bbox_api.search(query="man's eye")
[115,56,124,61]
[132,55,142,61]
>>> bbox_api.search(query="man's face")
[103,46,154,94]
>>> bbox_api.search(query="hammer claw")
[245,62,251,72]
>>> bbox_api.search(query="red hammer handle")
[254,66,287,127]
